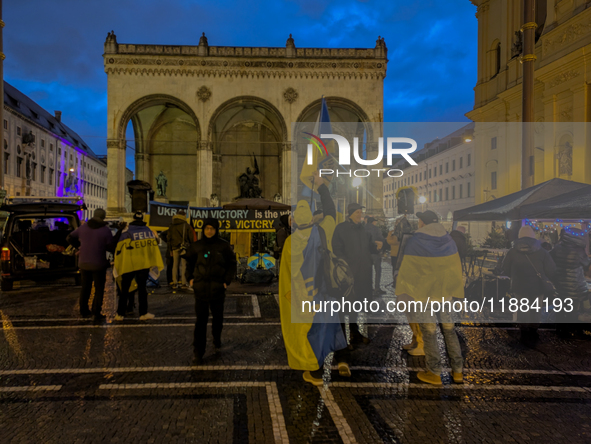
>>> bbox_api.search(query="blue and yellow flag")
[396,223,463,302]
[113,224,164,281]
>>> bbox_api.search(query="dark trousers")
[166,250,173,284]
[371,254,382,290]
[119,269,150,316]
[193,295,225,358]
[80,268,107,316]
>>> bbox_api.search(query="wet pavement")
[1,267,591,443]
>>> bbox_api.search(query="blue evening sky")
[4,0,477,167]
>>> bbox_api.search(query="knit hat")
[518,226,536,239]
[133,211,144,221]
[93,208,106,221]
[347,202,365,216]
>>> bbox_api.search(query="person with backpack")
[502,225,556,343]
[279,172,349,386]
[167,209,195,290]
[184,218,237,365]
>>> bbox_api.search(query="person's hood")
[416,222,447,237]
[87,217,108,229]
[514,236,541,253]
[201,217,220,241]
[560,231,587,249]
[172,214,187,224]
[294,200,312,227]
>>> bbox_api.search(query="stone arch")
[207,95,288,145]
[207,96,288,202]
[117,94,201,142]
[296,96,374,141]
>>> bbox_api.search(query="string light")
[523,218,591,236]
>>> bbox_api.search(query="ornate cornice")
[547,70,580,88]
[543,16,591,57]
[104,52,387,80]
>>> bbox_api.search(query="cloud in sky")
[4,0,477,160]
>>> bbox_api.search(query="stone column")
[135,152,150,183]
[281,142,291,203]
[196,141,212,206]
[106,139,127,215]
[572,84,590,183]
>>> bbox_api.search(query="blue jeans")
[415,307,463,375]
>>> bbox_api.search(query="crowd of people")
[67,180,591,379]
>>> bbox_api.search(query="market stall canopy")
[453,178,589,222]
[223,198,290,211]
[519,184,591,220]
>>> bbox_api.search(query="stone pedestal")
[155,196,169,204]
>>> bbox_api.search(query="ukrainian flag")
[396,224,464,303]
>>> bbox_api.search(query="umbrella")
[223,198,290,211]
[247,253,276,270]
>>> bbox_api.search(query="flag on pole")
[299,97,337,191]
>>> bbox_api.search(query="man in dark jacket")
[502,225,556,342]
[168,209,194,289]
[185,218,237,365]
[365,216,386,294]
[550,228,591,335]
[450,226,468,261]
[332,203,380,343]
[67,208,114,322]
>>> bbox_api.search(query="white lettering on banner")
[157,206,178,217]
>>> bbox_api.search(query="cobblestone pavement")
[1,267,591,443]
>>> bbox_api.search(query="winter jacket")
[67,218,113,271]
[167,214,194,250]
[365,223,386,253]
[332,218,378,298]
[502,237,556,297]
[550,232,591,299]
[450,230,468,260]
[185,218,237,300]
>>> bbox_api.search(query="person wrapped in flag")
[113,211,164,321]
[395,210,464,386]
[279,172,348,386]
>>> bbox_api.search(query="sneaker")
[114,314,125,321]
[171,283,177,290]
[452,372,463,384]
[417,370,443,386]
[303,371,324,386]
[338,362,351,377]
[407,347,425,356]
[139,313,155,321]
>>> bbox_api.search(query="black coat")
[550,232,591,299]
[332,218,378,297]
[185,235,237,300]
[450,230,468,260]
[502,237,556,297]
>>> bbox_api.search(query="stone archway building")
[103,32,387,214]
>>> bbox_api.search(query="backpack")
[317,225,355,300]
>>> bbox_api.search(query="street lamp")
[418,195,426,211]
[352,177,362,203]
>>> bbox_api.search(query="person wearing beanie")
[67,208,113,322]
[502,225,556,343]
[167,209,196,289]
[550,227,591,336]
[112,212,163,322]
[332,201,381,345]
[184,218,237,365]
[396,210,464,386]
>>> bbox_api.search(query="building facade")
[384,124,475,225]
[467,0,591,204]
[3,82,107,217]
[103,32,387,215]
